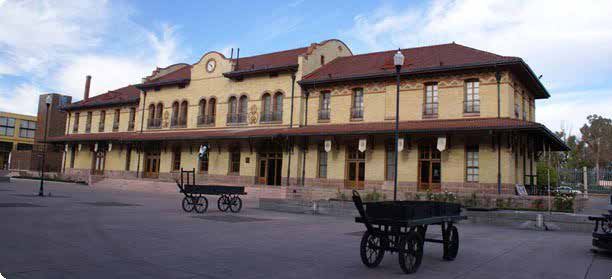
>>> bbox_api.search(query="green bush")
[536,162,558,188]
[553,193,574,212]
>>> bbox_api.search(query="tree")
[580,114,612,178]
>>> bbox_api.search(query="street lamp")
[393,49,404,201]
[39,95,52,196]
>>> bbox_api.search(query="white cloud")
[344,0,612,133]
[0,83,42,115]
[0,1,187,113]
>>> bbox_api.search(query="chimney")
[84,75,91,100]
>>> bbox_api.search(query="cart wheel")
[398,231,423,274]
[443,225,459,261]
[602,220,612,234]
[359,231,385,268]
[181,197,195,212]
[229,196,243,213]
[194,196,209,213]
[217,195,230,212]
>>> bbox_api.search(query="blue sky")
[1,0,611,135]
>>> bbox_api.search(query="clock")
[206,59,216,73]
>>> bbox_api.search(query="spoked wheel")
[194,196,209,213]
[359,230,385,268]
[181,197,195,212]
[229,195,243,213]
[217,195,230,212]
[601,219,612,233]
[443,225,459,261]
[398,231,424,274]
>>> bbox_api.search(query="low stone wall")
[259,198,596,232]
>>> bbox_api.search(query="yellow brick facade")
[60,40,549,194]
[0,111,37,169]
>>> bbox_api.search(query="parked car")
[555,186,582,195]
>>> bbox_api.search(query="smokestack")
[84,75,91,100]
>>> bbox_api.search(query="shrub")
[532,198,545,210]
[364,189,383,202]
[553,193,574,212]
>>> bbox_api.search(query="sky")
[0,0,611,136]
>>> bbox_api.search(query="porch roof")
[47,118,568,151]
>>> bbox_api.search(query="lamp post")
[39,95,52,196]
[393,49,405,201]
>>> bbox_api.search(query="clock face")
[206,59,216,73]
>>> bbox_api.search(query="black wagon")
[588,210,612,252]
[352,190,466,274]
[175,169,247,213]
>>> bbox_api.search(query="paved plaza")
[0,179,610,278]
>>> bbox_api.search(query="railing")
[227,113,247,125]
[464,100,480,113]
[260,111,282,123]
[197,115,215,126]
[170,118,186,128]
[128,121,135,131]
[318,109,330,120]
[423,102,438,116]
[350,107,363,119]
[112,122,119,132]
[148,118,161,129]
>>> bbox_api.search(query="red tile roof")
[231,46,308,73]
[144,64,192,84]
[303,43,517,81]
[63,85,140,111]
[46,118,567,150]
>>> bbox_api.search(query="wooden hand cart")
[588,210,612,251]
[352,190,467,274]
[175,169,247,213]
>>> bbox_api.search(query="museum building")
[48,39,567,194]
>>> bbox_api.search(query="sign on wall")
[324,140,332,153]
[437,137,447,152]
[398,138,404,152]
[358,139,367,153]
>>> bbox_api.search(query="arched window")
[148,104,155,127]
[198,99,207,126]
[261,93,271,122]
[171,101,179,127]
[155,103,163,128]
[228,96,238,124]
[208,98,216,124]
[239,95,248,123]
[273,92,283,121]
[180,101,188,126]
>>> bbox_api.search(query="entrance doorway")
[257,152,282,185]
[91,151,106,175]
[418,143,441,191]
[345,145,365,189]
[144,150,160,178]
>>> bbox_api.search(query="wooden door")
[345,145,365,189]
[418,143,441,192]
[91,151,105,175]
[257,152,282,186]
[144,151,160,178]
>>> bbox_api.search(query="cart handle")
[175,179,185,193]
[352,190,374,232]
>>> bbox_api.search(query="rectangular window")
[19,120,36,138]
[172,147,181,171]
[464,80,479,113]
[86,112,92,133]
[70,145,76,168]
[98,111,106,132]
[317,144,328,178]
[514,91,520,118]
[466,145,479,182]
[319,91,331,120]
[128,107,136,131]
[199,151,209,173]
[73,112,80,133]
[229,148,241,174]
[0,117,16,137]
[385,142,396,181]
[424,83,438,115]
[125,145,131,171]
[522,95,527,120]
[351,88,364,119]
[113,109,120,131]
